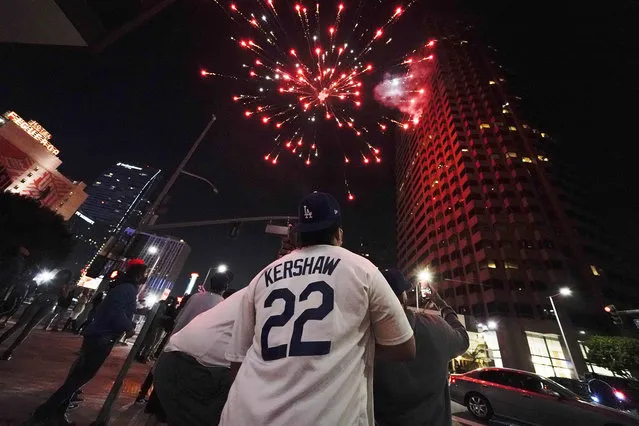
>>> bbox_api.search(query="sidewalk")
[0,327,153,425]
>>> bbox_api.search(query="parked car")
[550,375,639,413]
[450,367,639,425]
[549,376,592,399]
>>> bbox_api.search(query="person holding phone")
[374,269,469,426]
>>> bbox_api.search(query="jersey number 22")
[261,280,334,361]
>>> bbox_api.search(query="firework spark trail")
[202,1,419,199]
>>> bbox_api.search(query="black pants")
[0,300,55,354]
[33,336,115,419]
[139,370,154,398]
[153,351,231,426]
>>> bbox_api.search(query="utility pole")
[92,114,217,424]
[143,114,217,226]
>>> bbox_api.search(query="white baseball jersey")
[164,288,247,368]
[220,244,413,426]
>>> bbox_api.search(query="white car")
[450,367,639,425]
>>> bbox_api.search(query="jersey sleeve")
[368,268,414,346]
[225,275,258,363]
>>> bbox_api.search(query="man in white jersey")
[220,192,416,426]
[153,288,246,425]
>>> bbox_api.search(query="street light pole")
[549,293,579,379]
[143,113,217,226]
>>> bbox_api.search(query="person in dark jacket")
[43,281,74,331]
[26,260,148,425]
[75,291,104,335]
[374,269,470,426]
[0,269,71,361]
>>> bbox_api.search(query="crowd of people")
[0,191,471,426]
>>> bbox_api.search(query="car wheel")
[466,392,494,420]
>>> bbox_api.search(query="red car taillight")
[449,376,457,384]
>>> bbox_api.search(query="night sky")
[1,0,636,290]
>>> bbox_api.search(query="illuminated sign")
[116,162,142,170]
[3,111,60,156]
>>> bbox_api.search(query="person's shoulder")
[412,309,448,326]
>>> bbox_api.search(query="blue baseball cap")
[381,268,412,296]
[296,192,342,233]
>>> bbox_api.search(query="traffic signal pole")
[92,114,217,425]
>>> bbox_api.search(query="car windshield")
[544,378,580,399]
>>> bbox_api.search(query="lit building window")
[480,123,491,129]
[489,80,496,85]
[526,332,572,378]
[505,152,518,158]
[461,148,469,152]
[487,261,497,269]
[590,265,601,276]
[541,132,547,138]
[522,124,529,129]
[502,109,510,114]
[537,155,549,162]
[509,126,517,131]
[504,261,519,270]
[522,157,533,163]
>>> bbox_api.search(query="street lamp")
[559,287,572,297]
[418,268,433,282]
[548,287,579,378]
[34,270,56,285]
[416,268,433,309]
[217,264,228,274]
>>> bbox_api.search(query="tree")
[585,335,639,378]
[0,192,74,268]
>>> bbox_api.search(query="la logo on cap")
[303,205,313,219]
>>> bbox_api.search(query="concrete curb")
[452,415,485,426]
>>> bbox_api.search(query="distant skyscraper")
[395,23,638,377]
[66,162,161,276]
[80,162,161,235]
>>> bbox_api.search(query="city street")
[452,401,523,426]
[0,326,152,425]
[0,323,484,426]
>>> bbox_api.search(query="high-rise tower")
[80,162,161,235]
[395,24,638,376]
[66,162,161,275]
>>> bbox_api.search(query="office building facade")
[395,26,638,377]
[122,231,191,300]
[69,162,161,276]
[80,162,161,235]
[0,111,87,220]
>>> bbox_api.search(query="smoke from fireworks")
[374,41,436,125]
